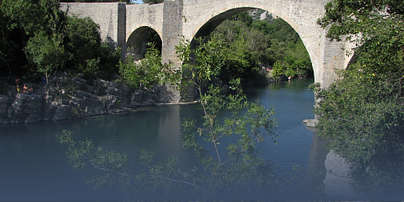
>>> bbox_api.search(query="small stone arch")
[126,26,163,60]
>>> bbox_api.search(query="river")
[0,79,403,200]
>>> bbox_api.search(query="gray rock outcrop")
[0,75,170,125]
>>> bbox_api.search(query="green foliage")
[25,31,66,83]
[271,61,285,80]
[210,12,312,83]
[65,16,120,80]
[316,0,404,166]
[177,39,276,163]
[0,0,67,79]
[57,130,129,188]
[0,0,121,81]
[318,0,403,41]
[57,129,276,193]
[1,0,66,36]
[316,74,403,164]
[119,45,180,89]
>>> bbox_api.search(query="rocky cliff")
[0,74,174,124]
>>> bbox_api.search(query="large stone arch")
[181,0,326,85]
[61,0,349,89]
[126,26,163,60]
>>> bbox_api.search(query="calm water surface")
[0,80,403,200]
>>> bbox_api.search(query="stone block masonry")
[61,0,351,89]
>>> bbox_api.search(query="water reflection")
[156,105,182,157]
[57,129,276,200]
[1,80,404,200]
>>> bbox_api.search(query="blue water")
[0,80,403,200]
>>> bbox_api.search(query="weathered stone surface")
[99,95,118,113]
[53,104,73,121]
[131,88,154,106]
[0,75,167,125]
[59,3,122,46]
[6,93,42,124]
[60,0,351,91]
[70,90,105,116]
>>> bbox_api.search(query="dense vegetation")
[0,0,121,83]
[0,1,312,95]
[0,0,172,89]
[204,11,312,84]
[55,29,277,196]
[119,45,180,90]
[315,0,404,180]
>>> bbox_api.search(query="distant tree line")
[205,11,312,85]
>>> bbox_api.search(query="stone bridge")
[60,0,352,89]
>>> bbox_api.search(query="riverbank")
[0,73,314,125]
[0,74,179,125]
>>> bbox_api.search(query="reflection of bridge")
[61,0,352,88]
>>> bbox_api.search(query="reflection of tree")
[57,123,277,198]
[56,34,301,199]
[57,130,130,188]
[349,143,404,196]
[321,137,404,198]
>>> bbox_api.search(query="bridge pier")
[161,0,183,66]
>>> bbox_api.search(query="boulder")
[131,89,154,106]
[98,95,118,113]
[53,104,73,121]
[0,75,179,125]
[70,90,106,116]
[8,93,42,124]
[303,119,319,128]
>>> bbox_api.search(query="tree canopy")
[0,0,120,81]
[315,0,404,167]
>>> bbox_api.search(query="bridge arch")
[126,26,163,60]
[182,0,325,84]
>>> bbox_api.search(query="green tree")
[64,16,120,79]
[210,12,312,83]
[0,0,67,79]
[315,0,404,165]
[119,44,180,89]
[177,37,276,163]
[25,31,66,84]
[0,0,121,81]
